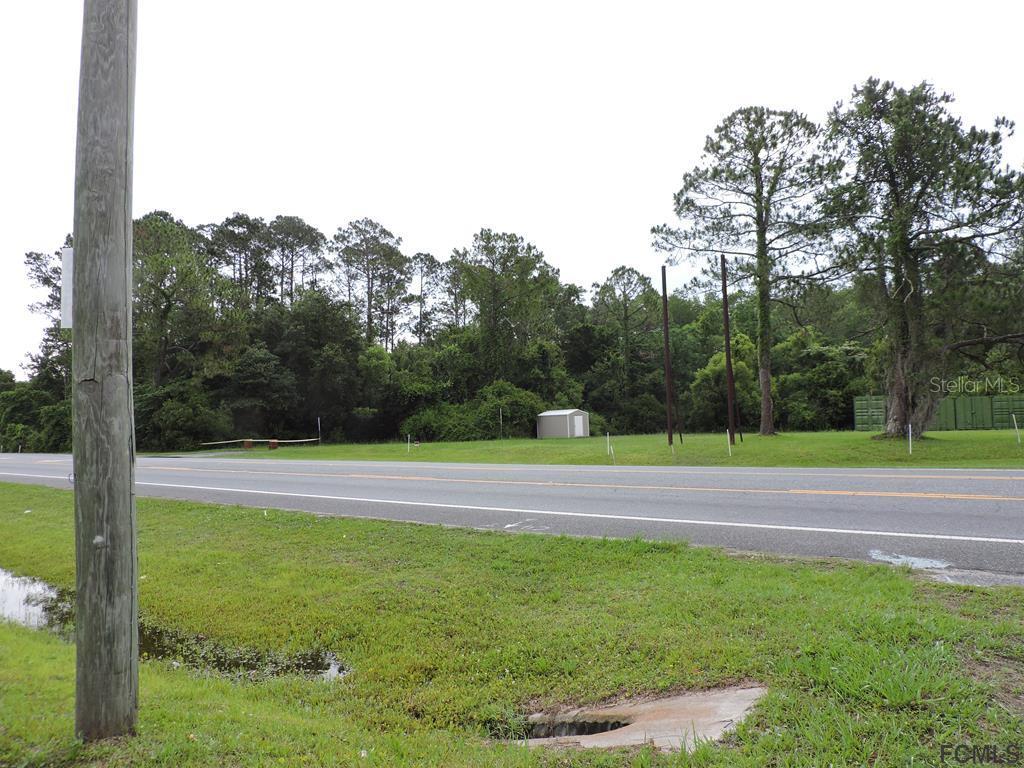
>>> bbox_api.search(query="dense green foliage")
[4,78,1023,451]
[5,211,891,452]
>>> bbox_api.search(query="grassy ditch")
[1,482,1022,766]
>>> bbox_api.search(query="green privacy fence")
[853,395,1024,431]
[853,396,887,431]
[993,396,1024,429]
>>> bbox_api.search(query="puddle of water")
[0,566,346,682]
[0,568,58,629]
[869,550,951,570]
[138,620,347,682]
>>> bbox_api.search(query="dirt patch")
[963,652,1024,715]
[916,581,1024,623]
[914,581,1024,715]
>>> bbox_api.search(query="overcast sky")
[2,0,1022,377]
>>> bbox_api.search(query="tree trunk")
[417,269,424,344]
[286,254,293,302]
[365,270,374,344]
[758,363,773,434]
[621,300,630,393]
[752,154,775,435]
[883,223,937,438]
[884,349,910,437]
[755,259,774,435]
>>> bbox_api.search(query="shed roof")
[538,409,586,417]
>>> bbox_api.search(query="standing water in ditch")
[0,565,346,681]
[0,567,58,629]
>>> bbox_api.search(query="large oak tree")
[825,79,1024,436]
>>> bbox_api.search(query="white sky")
[2,0,1022,378]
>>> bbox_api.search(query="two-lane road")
[2,454,1023,574]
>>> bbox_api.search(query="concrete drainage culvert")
[518,686,765,751]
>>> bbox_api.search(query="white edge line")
[3,472,1023,546]
[139,480,1024,545]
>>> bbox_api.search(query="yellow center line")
[144,465,1024,503]
[149,459,1024,482]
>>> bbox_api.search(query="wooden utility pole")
[73,0,138,740]
[660,265,675,446]
[720,254,737,446]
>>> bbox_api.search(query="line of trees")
[2,78,1022,451]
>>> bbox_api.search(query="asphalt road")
[2,453,1023,575]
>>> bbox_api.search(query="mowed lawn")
[1,483,1023,767]
[203,429,1024,468]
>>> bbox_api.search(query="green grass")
[196,429,1024,468]
[1,481,1023,766]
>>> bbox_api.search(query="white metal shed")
[537,409,590,439]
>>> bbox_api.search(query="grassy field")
[1,482,1023,767]
[197,429,1024,468]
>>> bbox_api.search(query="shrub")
[587,411,609,436]
[401,381,547,442]
[471,381,546,439]
[401,403,475,442]
[35,401,71,452]
[135,381,231,450]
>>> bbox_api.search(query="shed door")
[574,414,584,436]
